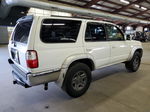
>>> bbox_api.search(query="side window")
[40,19,81,43]
[106,25,124,41]
[85,23,106,41]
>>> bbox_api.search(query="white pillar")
[0,26,9,44]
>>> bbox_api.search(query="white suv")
[8,15,143,97]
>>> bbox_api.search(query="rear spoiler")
[17,15,33,23]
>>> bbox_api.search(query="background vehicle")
[8,15,143,97]
[145,31,150,41]
[132,31,149,42]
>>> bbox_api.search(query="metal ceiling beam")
[77,0,149,17]
[50,0,139,19]
[84,0,102,7]
[76,0,88,3]
[50,0,132,17]
[95,18,105,21]
[130,10,149,17]
[128,22,139,26]
[144,17,150,20]
[75,1,136,15]
[113,21,125,24]
[146,0,150,4]
[98,0,146,13]
[49,0,82,7]
[98,4,134,14]
[0,0,150,24]
[95,4,116,10]
[143,24,150,27]
[112,0,145,13]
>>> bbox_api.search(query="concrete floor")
[0,43,150,112]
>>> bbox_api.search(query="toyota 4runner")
[8,15,143,97]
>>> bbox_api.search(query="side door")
[84,22,110,68]
[105,24,130,64]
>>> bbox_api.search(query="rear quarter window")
[40,19,81,43]
[13,21,32,44]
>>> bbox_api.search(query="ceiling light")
[91,5,102,9]
[120,0,130,4]
[126,26,132,30]
[135,4,140,8]
[144,28,148,31]
[141,7,147,10]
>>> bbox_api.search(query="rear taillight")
[26,50,38,68]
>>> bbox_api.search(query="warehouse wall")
[136,26,143,32]
[0,26,9,44]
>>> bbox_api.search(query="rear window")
[40,19,81,43]
[13,21,32,44]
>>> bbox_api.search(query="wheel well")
[135,49,143,58]
[69,59,95,71]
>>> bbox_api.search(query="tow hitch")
[44,83,48,90]
[13,80,30,88]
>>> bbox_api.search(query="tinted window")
[40,19,81,43]
[106,25,124,41]
[85,23,106,41]
[13,21,32,44]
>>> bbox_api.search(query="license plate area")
[11,48,20,64]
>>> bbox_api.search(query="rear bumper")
[8,59,60,87]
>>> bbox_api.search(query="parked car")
[132,31,149,42]
[145,31,150,41]
[8,15,143,97]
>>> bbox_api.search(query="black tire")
[125,52,141,72]
[64,63,91,98]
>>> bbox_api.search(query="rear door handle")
[86,48,92,52]
[112,46,117,49]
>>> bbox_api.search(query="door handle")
[112,46,117,49]
[86,48,92,52]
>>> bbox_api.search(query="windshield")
[13,20,32,44]
[40,19,81,43]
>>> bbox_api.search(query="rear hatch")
[8,16,33,73]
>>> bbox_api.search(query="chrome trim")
[10,63,60,86]
[28,71,60,86]
[10,62,27,79]
[32,69,61,77]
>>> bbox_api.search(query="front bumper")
[8,59,60,87]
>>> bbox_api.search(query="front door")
[105,24,130,64]
[84,22,110,68]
